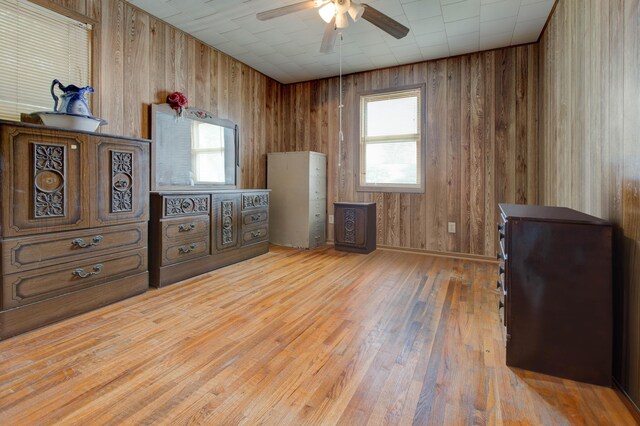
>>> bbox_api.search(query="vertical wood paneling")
[278,45,538,257]
[123,4,148,138]
[539,0,640,407]
[44,0,282,190]
[99,0,123,136]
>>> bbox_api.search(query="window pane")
[195,152,225,183]
[366,95,418,137]
[194,122,224,149]
[365,141,417,185]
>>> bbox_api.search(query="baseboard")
[613,378,640,423]
[376,245,497,263]
[325,239,497,263]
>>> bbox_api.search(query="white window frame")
[357,85,426,193]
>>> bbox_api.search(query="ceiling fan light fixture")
[335,12,349,28]
[319,2,336,23]
[348,2,364,21]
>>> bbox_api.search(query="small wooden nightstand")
[333,202,376,254]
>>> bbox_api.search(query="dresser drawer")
[241,192,269,210]
[162,194,210,218]
[242,209,268,226]
[1,223,147,275]
[242,226,268,246]
[2,248,147,310]
[162,215,209,241]
[161,237,209,266]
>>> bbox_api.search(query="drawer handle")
[71,235,103,248]
[250,214,262,222]
[178,243,197,254]
[178,223,196,232]
[498,300,504,310]
[496,252,504,261]
[497,280,502,289]
[499,266,505,275]
[499,231,505,240]
[315,213,321,217]
[72,264,103,278]
[498,223,504,231]
[250,230,262,238]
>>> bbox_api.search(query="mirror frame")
[150,103,239,191]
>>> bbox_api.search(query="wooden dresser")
[149,190,270,287]
[0,121,150,340]
[498,203,612,386]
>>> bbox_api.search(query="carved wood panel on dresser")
[149,190,270,288]
[0,121,150,340]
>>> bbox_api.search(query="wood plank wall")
[538,0,640,407]
[37,0,282,190]
[277,46,538,257]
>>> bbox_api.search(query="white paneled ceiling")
[126,0,555,84]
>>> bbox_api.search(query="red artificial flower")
[167,91,188,111]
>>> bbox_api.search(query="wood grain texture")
[40,0,282,190]
[0,246,635,424]
[538,0,640,409]
[277,45,538,257]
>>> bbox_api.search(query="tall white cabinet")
[267,151,326,249]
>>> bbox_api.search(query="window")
[358,86,425,192]
[0,0,92,121]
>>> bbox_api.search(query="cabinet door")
[1,126,89,237]
[213,193,241,252]
[94,137,150,226]
[335,205,367,247]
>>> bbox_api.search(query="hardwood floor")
[0,246,635,425]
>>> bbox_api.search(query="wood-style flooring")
[0,246,636,425]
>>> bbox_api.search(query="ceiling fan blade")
[361,3,409,39]
[257,0,318,21]
[320,18,338,53]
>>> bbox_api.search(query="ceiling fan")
[256,0,410,53]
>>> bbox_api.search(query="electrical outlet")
[448,222,456,233]
[329,215,334,224]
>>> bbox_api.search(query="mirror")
[151,104,238,191]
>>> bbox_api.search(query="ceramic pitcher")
[50,79,94,116]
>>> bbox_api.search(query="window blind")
[0,0,92,121]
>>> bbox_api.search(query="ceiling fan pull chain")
[338,31,344,168]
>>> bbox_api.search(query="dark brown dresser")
[0,121,150,340]
[498,203,612,386]
[334,202,376,254]
[149,190,270,287]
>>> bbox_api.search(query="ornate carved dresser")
[149,190,270,287]
[0,121,150,340]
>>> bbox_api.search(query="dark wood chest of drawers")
[498,203,612,386]
[0,121,150,340]
[149,190,270,287]
[334,202,376,254]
